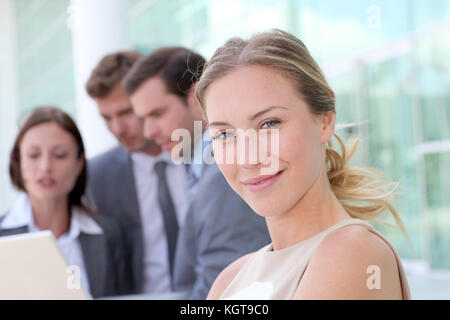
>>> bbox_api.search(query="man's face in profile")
[130,76,198,154]
[96,83,150,152]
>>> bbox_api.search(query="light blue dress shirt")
[186,130,212,200]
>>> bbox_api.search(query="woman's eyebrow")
[249,106,288,121]
[208,121,231,128]
[208,106,288,128]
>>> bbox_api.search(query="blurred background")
[0,0,449,299]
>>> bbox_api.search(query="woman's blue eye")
[213,130,234,140]
[261,120,280,129]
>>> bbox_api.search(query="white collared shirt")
[0,193,103,294]
[130,150,189,294]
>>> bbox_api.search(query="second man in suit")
[85,50,190,294]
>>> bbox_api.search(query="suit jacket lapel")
[0,225,29,237]
[115,147,141,225]
[79,233,107,298]
[114,147,144,291]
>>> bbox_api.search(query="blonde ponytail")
[326,133,414,254]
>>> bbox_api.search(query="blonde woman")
[195,29,412,300]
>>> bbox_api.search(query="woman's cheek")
[59,160,80,192]
[20,161,34,188]
[277,131,299,166]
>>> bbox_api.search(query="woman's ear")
[320,110,335,143]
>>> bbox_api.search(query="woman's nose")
[236,132,262,169]
[238,130,279,171]
[38,154,52,172]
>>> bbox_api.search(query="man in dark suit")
[85,51,190,295]
[123,47,271,299]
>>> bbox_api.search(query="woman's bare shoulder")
[207,252,256,300]
[294,224,403,299]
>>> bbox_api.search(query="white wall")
[70,0,129,159]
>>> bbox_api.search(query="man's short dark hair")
[122,47,206,101]
[86,50,143,98]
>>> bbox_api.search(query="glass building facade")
[14,0,75,117]
[1,0,449,270]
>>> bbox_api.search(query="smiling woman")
[196,29,412,300]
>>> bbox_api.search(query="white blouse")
[0,193,103,294]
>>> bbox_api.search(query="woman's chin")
[248,202,288,218]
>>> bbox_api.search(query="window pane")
[425,151,450,269]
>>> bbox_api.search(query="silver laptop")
[0,231,91,300]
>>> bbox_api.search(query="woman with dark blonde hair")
[196,29,412,300]
[0,106,128,298]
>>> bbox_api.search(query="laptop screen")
[0,231,91,300]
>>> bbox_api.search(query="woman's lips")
[242,170,284,192]
[37,177,55,188]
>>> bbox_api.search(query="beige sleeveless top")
[220,218,411,300]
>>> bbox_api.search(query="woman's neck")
[28,195,71,239]
[266,167,352,251]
